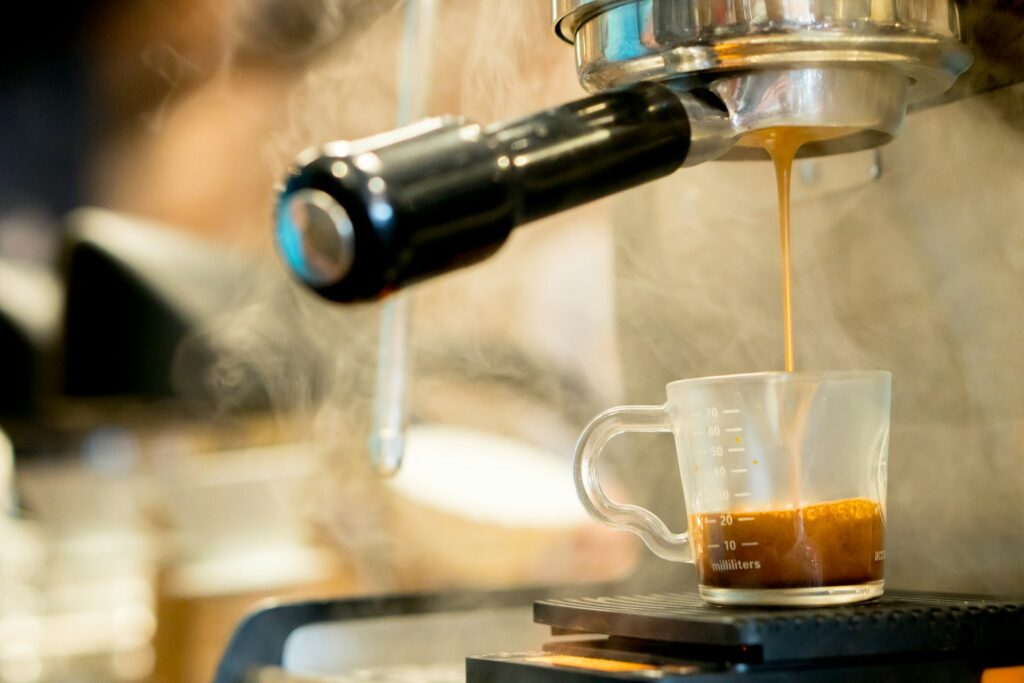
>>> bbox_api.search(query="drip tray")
[533,591,1024,662]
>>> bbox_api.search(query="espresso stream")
[690,128,886,592]
[742,127,859,372]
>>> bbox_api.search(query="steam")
[164,0,627,590]
[139,44,202,133]
[177,0,1024,597]
[611,86,1024,596]
[225,0,403,67]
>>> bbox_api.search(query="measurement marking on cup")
[728,447,746,453]
[734,492,751,498]
[730,468,748,474]
[709,544,720,549]
[738,516,755,522]
[722,409,740,414]
[725,427,743,433]
[741,542,759,547]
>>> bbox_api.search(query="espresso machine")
[236,0,1024,680]
[273,0,985,303]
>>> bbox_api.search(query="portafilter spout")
[275,0,972,302]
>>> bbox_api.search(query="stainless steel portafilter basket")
[555,0,972,158]
[275,0,973,302]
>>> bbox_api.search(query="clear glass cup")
[574,370,891,606]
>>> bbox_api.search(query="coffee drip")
[683,128,887,597]
[741,127,861,372]
[690,498,885,590]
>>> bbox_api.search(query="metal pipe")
[369,0,437,477]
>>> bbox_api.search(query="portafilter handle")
[275,81,734,302]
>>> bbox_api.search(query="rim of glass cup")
[667,369,891,389]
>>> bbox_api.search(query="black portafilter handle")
[274,81,734,302]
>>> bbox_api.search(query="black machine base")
[468,591,1024,682]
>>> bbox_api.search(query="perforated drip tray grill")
[533,591,1024,662]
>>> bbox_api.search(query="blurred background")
[2,1,1024,682]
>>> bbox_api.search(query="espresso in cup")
[573,370,891,606]
[689,498,884,590]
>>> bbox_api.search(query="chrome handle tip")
[275,188,356,288]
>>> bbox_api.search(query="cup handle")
[573,405,691,563]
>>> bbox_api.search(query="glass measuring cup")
[574,370,891,606]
